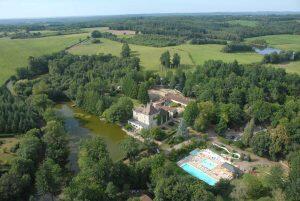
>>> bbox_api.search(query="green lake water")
[56,103,127,172]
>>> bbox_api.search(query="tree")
[215,118,228,135]
[120,137,140,161]
[63,137,114,201]
[242,118,255,146]
[17,134,43,165]
[91,30,102,38]
[160,51,171,68]
[43,121,69,168]
[263,165,284,190]
[230,174,265,200]
[121,76,138,99]
[121,43,131,58]
[268,125,290,160]
[149,127,166,141]
[0,172,31,201]
[172,53,181,68]
[35,159,63,201]
[103,97,133,123]
[194,116,208,132]
[177,119,189,139]
[285,151,300,201]
[137,83,150,104]
[251,100,272,123]
[250,131,271,157]
[183,101,199,126]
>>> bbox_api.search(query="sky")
[0,0,299,19]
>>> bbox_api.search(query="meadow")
[69,38,262,72]
[246,34,300,51]
[0,33,89,84]
[247,34,300,74]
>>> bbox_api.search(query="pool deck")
[177,149,236,185]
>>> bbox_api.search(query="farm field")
[69,38,262,72]
[0,33,89,85]
[246,34,300,51]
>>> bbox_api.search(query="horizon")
[1,11,300,22]
[0,0,299,20]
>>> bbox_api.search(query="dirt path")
[210,136,289,172]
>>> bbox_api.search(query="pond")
[253,47,281,55]
[56,102,127,172]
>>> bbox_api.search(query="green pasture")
[69,38,262,72]
[0,33,89,85]
[246,34,300,51]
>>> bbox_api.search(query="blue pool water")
[181,163,218,186]
[201,159,217,170]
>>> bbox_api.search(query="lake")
[56,102,127,172]
[253,47,281,55]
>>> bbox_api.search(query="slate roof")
[164,93,190,105]
[134,102,159,115]
[221,162,238,174]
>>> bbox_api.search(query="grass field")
[246,34,300,51]
[0,33,89,85]
[273,61,300,74]
[228,20,258,27]
[246,34,300,74]
[69,38,262,72]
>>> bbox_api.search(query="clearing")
[0,137,19,167]
[69,38,262,72]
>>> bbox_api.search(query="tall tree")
[183,101,199,126]
[177,119,189,139]
[137,83,150,104]
[242,118,255,146]
[172,53,181,68]
[160,51,171,68]
[121,43,131,58]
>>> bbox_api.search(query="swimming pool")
[201,158,217,170]
[180,163,218,186]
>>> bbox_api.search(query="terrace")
[177,149,240,185]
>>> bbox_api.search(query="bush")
[124,124,133,131]
[190,38,227,45]
[222,43,253,53]
[91,39,101,44]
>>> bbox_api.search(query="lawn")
[228,20,258,27]
[246,34,300,51]
[69,38,262,72]
[0,33,89,85]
